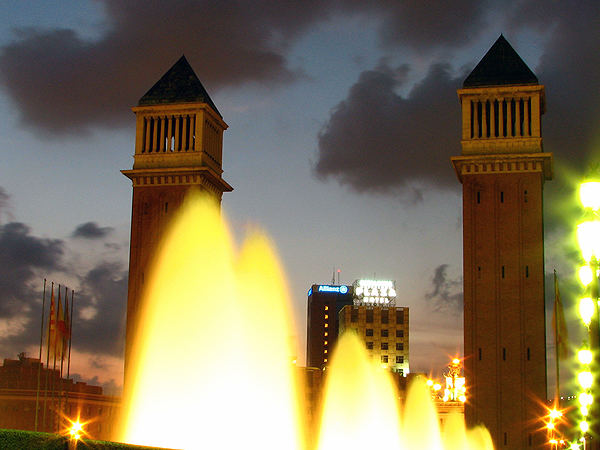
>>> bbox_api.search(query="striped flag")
[47,287,57,359]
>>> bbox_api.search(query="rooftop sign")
[308,285,349,296]
[353,279,396,305]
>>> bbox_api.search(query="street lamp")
[576,181,600,448]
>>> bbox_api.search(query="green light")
[580,182,600,210]
[579,392,593,407]
[579,266,594,286]
[578,349,593,365]
[578,371,594,389]
[577,221,600,263]
[579,297,595,326]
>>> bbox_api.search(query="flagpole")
[35,278,46,431]
[554,269,560,408]
[42,282,54,431]
[65,289,74,422]
[58,285,67,431]
[51,284,60,432]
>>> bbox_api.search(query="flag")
[552,270,569,359]
[56,291,66,361]
[47,287,57,359]
[60,294,70,358]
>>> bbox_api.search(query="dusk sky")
[0,1,598,395]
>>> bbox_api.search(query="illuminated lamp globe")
[578,349,593,365]
[581,420,590,433]
[578,371,594,389]
[577,221,600,263]
[580,182,600,211]
[549,409,562,420]
[579,392,593,407]
[579,297,595,326]
[580,405,589,416]
[579,266,594,286]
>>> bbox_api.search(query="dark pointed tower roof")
[463,35,538,88]
[138,55,221,117]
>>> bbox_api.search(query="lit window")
[324,314,328,319]
[324,358,328,363]
[324,341,328,346]
[324,305,329,311]
[324,332,328,337]
[324,349,328,354]
[324,323,328,328]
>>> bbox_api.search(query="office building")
[306,284,353,368]
[338,279,409,375]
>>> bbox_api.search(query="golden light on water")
[118,192,492,450]
[118,192,304,450]
[317,333,403,450]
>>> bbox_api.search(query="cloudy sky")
[0,1,598,396]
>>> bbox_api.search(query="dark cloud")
[0,221,64,354]
[425,264,463,313]
[0,187,11,223]
[0,0,322,135]
[314,61,462,197]
[73,262,127,357]
[376,0,489,50]
[72,221,113,239]
[0,1,503,136]
[314,1,600,203]
[0,194,126,360]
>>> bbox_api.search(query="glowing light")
[433,383,442,391]
[580,182,600,210]
[580,405,588,416]
[458,395,466,403]
[578,349,593,365]
[579,392,593,407]
[578,266,594,286]
[579,297,595,326]
[120,192,494,450]
[352,279,396,305]
[452,358,460,365]
[426,379,433,387]
[578,371,593,389]
[577,221,600,263]
[69,420,83,440]
[580,420,590,433]
[119,193,305,449]
[549,409,563,420]
[546,422,555,430]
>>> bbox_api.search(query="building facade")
[0,356,119,441]
[306,284,353,368]
[122,56,233,376]
[338,304,409,375]
[451,35,552,448]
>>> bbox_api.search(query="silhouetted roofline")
[463,35,538,88]
[138,55,222,117]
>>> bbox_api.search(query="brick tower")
[451,36,552,448]
[122,56,232,374]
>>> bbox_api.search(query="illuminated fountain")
[118,192,493,449]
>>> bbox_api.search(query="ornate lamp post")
[576,181,600,449]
